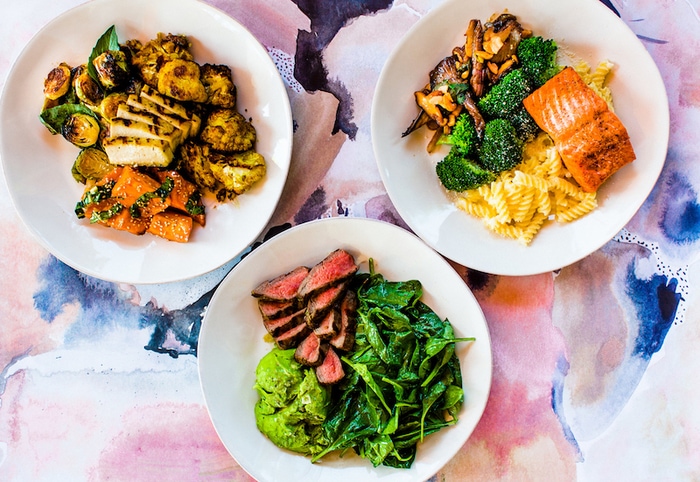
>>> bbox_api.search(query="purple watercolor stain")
[553,245,682,443]
[625,264,680,359]
[551,354,582,460]
[32,256,214,358]
[659,171,700,245]
[291,0,394,139]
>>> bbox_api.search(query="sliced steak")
[297,249,358,301]
[330,290,358,352]
[274,322,312,350]
[294,332,324,367]
[305,281,349,328]
[313,309,340,340]
[262,308,305,337]
[315,346,345,385]
[257,299,297,320]
[252,266,310,301]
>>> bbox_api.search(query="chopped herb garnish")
[129,177,174,218]
[74,180,115,218]
[89,202,123,223]
[185,191,205,216]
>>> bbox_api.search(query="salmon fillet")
[523,66,636,192]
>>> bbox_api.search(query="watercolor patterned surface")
[0,0,699,480]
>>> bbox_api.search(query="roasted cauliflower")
[127,33,193,88]
[200,108,256,152]
[209,150,266,196]
[156,58,208,103]
[178,141,266,200]
[200,63,237,108]
[179,142,218,191]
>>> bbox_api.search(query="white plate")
[0,0,292,284]
[198,217,492,482]
[371,0,669,276]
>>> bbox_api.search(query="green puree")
[254,348,330,455]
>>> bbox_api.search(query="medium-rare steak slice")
[251,266,310,301]
[262,308,305,337]
[297,249,358,301]
[305,281,349,327]
[316,346,345,385]
[330,290,358,352]
[257,299,297,320]
[274,322,311,350]
[294,332,324,366]
[313,309,340,340]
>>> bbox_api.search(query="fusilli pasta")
[448,61,613,245]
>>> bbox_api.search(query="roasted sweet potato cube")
[152,169,206,226]
[112,166,170,217]
[84,198,149,235]
[146,210,193,242]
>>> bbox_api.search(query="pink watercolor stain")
[91,403,252,482]
[465,274,578,474]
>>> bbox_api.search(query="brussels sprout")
[43,62,72,100]
[99,92,128,120]
[73,147,113,181]
[62,113,100,147]
[72,65,103,108]
[92,49,129,90]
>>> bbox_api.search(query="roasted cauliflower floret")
[209,150,266,196]
[128,33,194,88]
[200,108,256,152]
[200,63,237,108]
[156,58,208,103]
[178,141,218,190]
[178,141,266,200]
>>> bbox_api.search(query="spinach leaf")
[87,25,120,84]
[316,262,474,468]
[39,103,98,135]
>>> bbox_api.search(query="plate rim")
[370,0,670,276]
[197,217,493,482]
[0,0,293,284]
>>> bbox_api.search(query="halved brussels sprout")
[72,147,113,182]
[72,65,103,108]
[92,49,129,90]
[43,62,72,100]
[62,113,100,147]
[99,92,128,120]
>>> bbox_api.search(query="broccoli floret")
[436,148,496,192]
[479,119,523,173]
[437,113,478,156]
[517,36,560,88]
[509,105,540,142]
[477,68,533,119]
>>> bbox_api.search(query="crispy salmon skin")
[523,66,636,192]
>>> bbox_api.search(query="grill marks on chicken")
[523,66,636,192]
[251,249,359,384]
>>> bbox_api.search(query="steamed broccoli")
[436,148,496,192]
[478,119,523,173]
[437,113,478,156]
[517,36,560,88]
[477,68,533,120]
[509,105,540,142]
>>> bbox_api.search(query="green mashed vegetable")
[253,347,330,455]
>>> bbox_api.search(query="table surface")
[1,0,699,480]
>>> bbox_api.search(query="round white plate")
[371,0,669,276]
[198,217,492,482]
[0,0,292,284]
